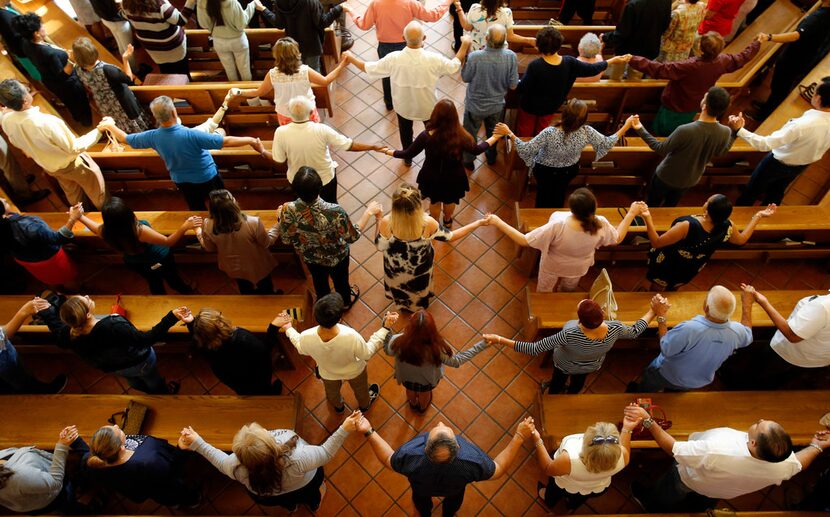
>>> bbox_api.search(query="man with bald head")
[625,402,829,511]
[345,22,472,162]
[460,24,518,169]
[628,285,753,392]
[356,414,534,516]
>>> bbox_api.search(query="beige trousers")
[322,367,370,409]
[49,153,106,209]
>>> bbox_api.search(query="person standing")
[122,0,194,76]
[0,134,50,208]
[601,0,671,79]
[698,0,744,37]
[89,0,136,66]
[659,0,706,62]
[451,0,536,51]
[197,0,256,81]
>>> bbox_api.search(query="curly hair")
[12,13,42,41]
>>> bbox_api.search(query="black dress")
[22,41,92,126]
[394,130,489,205]
[646,215,733,289]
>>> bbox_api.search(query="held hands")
[253,0,265,11]
[252,138,265,155]
[624,403,650,425]
[97,116,116,132]
[30,297,51,314]
[122,44,134,59]
[756,203,777,218]
[178,426,201,450]
[340,50,353,66]
[364,200,383,218]
[183,216,203,230]
[460,35,473,47]
[755,32,771,43]
[607,54,633,65]
[727,112,746,132]
[271,311,293,329]
[341,410,363,432]
[811,430,830,451]
[626,114,642,130]
[740,283,768,305]
[58,425,79,446]
[355,413,373,433]
[67,202,84,223]
[482,333,505,345]
[172,306,194,323]
[493,123,513,138]
[650,294,670,316]
[382,311,399,328]
[516,416,535,440]
[621,406,641,431]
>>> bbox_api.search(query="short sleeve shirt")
[466,5,514,50]
[770,294,830,367]
[271,122,352,185]
[277,198,360,267]
[390,433,495,496]
[126,125,223,184]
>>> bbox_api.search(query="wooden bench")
[523,288,815,340]
[509,0,624,22]
[537,390,830,449]
[508,25,615,56]
[0,394,303,450]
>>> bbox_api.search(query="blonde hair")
[390,183,426,241]
[191,308,234,350]
[72,37,99,68]
[60,296,91,338]
[232,423,298,495]
[579,422,622,474]
[87,426,122,468]
[272,37,301,76]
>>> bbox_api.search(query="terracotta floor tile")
[329,460,372,501]
[467,412,507,454]
[457,265,492,297]
[374,465,411,501]
[351,481,396,516]
[491,478,535,516]
[442,392,481,431]
[482,351,521,388]
[487,391,526,431]
[464,371,502,409]
[458,298,497,331]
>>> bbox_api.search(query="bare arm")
[357,417,394,469]
[238,77,274,99]
[78,214,103,236]
[767,31,800,44]
[506,27,536,48]
[492,417,534,479]
[346,52,367,72]
[615,202,642,244]
[138,217,200,247]
[729,205,776,246]
[2,301,38,339]
[531,432,571,477]
[625,405,675,455]
[222,136,259,148]
[308,58,347,86]
[643,213,689,249]
[446,219,485,241]
[490,215,529,247]
[752,290,802,343]
[452,1,472,30]
[795,432,829,469]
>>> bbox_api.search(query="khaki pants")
[322,367,370,409]
[50,154,106,209]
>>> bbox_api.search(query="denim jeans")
[736,153,806,206]
[302,54,321,73]
[646,174,689,207]
[113,348,170,394]
[213,33,252,81]
[462,109,501,164]
[633,360,687,392]
[377,42,406,107]
[0,341,54,393]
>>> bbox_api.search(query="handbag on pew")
[589,268,618,320]
[110,294,127,318]
[102,129,125,153]
[108,400,150,435]
[619,397,673,440]
[799,82,817,103]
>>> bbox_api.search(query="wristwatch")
[656,316,667,324]
[364,427,376,438]
[642,417,655,429]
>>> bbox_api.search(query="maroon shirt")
[628,40,760,113]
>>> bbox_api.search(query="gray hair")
[0,79,27,111]
[404,21,424,46]
[425,435,458,463]
[486,24,507,49]
[578,33,602,58]
[288,96,315,122]
[150,96,176,124]
[705,285,736,322]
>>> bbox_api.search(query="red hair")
[390,311,453,366]
[426,99,475,160]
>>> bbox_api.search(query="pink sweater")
[350,0,451,43]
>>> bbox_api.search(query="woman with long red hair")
[383,310,489,413]
[379,99,505,228]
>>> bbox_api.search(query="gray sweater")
[637,121,735,189]
[0,444,69,512]
[383,335,489,387]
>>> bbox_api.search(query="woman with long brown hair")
[380,99,505,228]
[384,310,489,412]
[178,414,362,512]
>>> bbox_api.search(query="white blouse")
[553,433,626,495]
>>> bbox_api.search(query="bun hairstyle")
[390,183,425,241]
[568,188,601,235]
[232,422,298,495]
[60,296,92,338]
[87,426,122,468]
[580,422,622,473]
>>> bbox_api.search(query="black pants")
[646,175,688,207]
[759,52,814,118]
[548,366,587,394]
[48,77,93,127]
[176,175,225,210]
[236,276,274,295]
[544,478,599,509]
[412,489,465,517]
[377,42,406,107]
[449,0,475,48]
[306,251,351,305]
[533,163,579,208]
[736,153,806,206]
[397,115,424,151]
[126,253,193,295]
[558,0,596,24]
[321,176,338,204]
[636,463,717,512]
[719,343,800,390]
[159,58,191,78]
[252,467,325,510]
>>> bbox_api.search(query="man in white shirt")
[624,403,830,512]
[729,77,830,206]
[0,79,107,208]
[345,21,472,164]
[261,96,383,203]
[721,284,830,390]
[274,293,397,413]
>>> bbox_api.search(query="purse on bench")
[619,397,673,440]
[108,400,150,435]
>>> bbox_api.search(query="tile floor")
[6,4,830,516]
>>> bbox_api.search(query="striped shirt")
[515,319,648,374]
[124,0,192,64]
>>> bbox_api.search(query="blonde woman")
[529,417,636,509]
[233,37,348,126]
[375,184,486,311]
[85,425,200,507]
[178,414,362,511]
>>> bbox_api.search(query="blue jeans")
[634,360,687,392]
[462,109,501,164]
[113,348,170,394]
[377,42,406,107]
[302,54,321,73]
[736,153,806,206]
[0,341,54,393]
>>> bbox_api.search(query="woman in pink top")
[699,0,744,37]
[488,189,645,292]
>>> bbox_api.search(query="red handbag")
[110,295,128,318]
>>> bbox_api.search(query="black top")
[100,62,143,119]
[0,7,24,56]
[517,56,606,115]
[21,41,78,90]
[602,0,671,59]
[83,436,195,506]
[187,324,277,395]
[779,7,830,69]
[37,308,178,372]
[89,0,125,21]
[259,0,341,58]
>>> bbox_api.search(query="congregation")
[2,0,830,515]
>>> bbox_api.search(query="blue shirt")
[390,433,495,497]
[126,125,224,184]
[6,213,72,262]
[460,46,518,116]
[653,315,752,388]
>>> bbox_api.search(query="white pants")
[537,274,581,293]
[101,19,137,69]
[213,33,251,82]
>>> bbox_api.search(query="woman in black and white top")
[495,99,632,208]
[485,295,669,394]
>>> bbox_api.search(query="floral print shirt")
[278,198,360,267]
[660,2,707,61]
[514,125,618,169]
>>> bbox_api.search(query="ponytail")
[88,426,122,468]
[568,188,601,235]
[60,297,91,338]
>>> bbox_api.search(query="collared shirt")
[365,47,461,121]
[271,121,352,185]
[770,294,830,368]
[653,315,752,388]
[5,213,73,262]
[514,125,617,169]
[277,198,360,267]
[351,0,449,43]
[737,110,830,166]
[391,433,495,497]
[0,107,101,172]
[673,427,801,499]
[461,46,518,116]
[126,124,224,184]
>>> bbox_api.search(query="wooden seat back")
[509,0,624,22]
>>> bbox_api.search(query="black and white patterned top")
[514,125,617,169]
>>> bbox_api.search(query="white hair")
[486,24,506,48]
[288,96,315,122]
[150,96,176,124]
[578,33,602,58]
[404,21,424,46]
[705,285,736,322]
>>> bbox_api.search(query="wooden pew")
[523,288,816,341]
[0,394,303,450]
[509,0,624,22]
[537,390,830,449]
[508,25,615,56]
